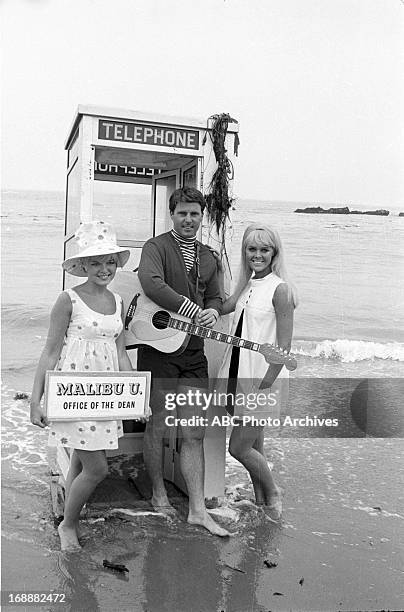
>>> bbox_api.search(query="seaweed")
[203,113,239,263]
[102,560,129,573]
[14,392,29,400]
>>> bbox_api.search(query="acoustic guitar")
[124,277,297,371]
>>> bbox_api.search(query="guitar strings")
[151,314,287,354]
[134,308,292,359]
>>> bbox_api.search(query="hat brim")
[62,246,130,277]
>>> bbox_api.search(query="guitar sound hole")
[152,311,170,330]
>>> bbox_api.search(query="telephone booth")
[61,105,239,500]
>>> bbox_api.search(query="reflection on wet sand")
[143,510,282,612]
[55,551,101,611]
[49,503,283,612]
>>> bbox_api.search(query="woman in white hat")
[30,221,133,551]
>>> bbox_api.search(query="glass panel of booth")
[152,170,180,236]
[93,180,152,241]
[181,161,197,188]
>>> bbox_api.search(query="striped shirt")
[171,229,201,319]
[171,229,196,271]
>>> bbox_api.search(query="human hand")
[206,246,224,273]
[30,401,49,428]
[196,308,219,328]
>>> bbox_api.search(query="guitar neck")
[168,317,262,352]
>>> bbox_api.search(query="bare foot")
[151,495,178,518]
[58,521,81,551]
[260,488,283,522]
[188,512,232,537]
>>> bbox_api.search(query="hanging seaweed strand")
[204,113,239,242]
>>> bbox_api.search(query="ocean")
[2,189,404,383]
[1,189,403,610]
[2,188,404,450]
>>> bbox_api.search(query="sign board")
[45,371,151,421]
[98,120,200,150]
[94,161,162,180]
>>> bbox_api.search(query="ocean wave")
[2,361,38,374]
[1,304,49,328]
[295,338,404,363]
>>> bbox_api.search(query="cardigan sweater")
[138,231,223,350]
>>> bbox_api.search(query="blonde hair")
[79,253,119,273]
[233,223,298,306]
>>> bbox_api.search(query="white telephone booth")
[61,105,239,500]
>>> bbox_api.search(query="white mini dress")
[217,273,289,418]
[48,289,124,451]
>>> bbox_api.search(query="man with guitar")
[137,186,230,536]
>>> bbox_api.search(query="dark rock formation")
[351,209,389,216]
[295,206,350,214]
[295,206,389,216]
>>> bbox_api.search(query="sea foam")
[295,338,404,363]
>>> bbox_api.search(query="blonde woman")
[218,223,297,521]
[30,221,133,551]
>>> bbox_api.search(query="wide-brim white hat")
[62,221,130,277]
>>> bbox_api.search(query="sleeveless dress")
[48,288,124,451]
[217,273,288,419]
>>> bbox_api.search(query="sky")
[1,0,403,208]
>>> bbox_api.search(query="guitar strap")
[125,292,140,331]
[124,267,140,331]
[195,242,200,296]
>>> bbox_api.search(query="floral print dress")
[48,289,124,450]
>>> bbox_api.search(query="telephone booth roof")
[65,104,239,151]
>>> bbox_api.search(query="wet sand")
[2,428,403,612]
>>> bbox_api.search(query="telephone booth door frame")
[151,169,181,237]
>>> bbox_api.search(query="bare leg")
[64,450,83,536]
[64,450,82,500]
[251,431,265,504]
[138,350,178,516]
[58,450,108,551]
[177,390,231,537]
[143,413,177,517]
[229,425,282,518]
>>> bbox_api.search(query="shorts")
[137,346,209,414]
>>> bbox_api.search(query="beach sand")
[2,406,403,612]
